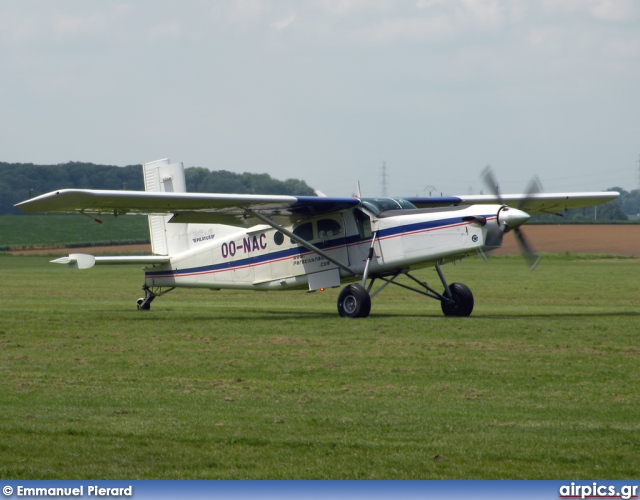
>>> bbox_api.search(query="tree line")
[0,161,316,215]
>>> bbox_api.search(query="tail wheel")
[337,284,372,318]
[441,282,474,317]
[136,298,151,311]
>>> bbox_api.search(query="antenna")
[636,154,640,190]
[380,161,388,197]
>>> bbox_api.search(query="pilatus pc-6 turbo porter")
[16,159,618,317]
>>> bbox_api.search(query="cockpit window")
[317,219,342,238]
[360,198,417,216]
[353,209,372,239]
[396,198,417,210]
[291,222,313,244]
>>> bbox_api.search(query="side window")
[317,219,342,239]
[353,209,372,239]
[291,222,313,244]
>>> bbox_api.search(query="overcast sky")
[2,0,639,197]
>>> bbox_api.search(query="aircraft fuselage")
[143,203,510,291]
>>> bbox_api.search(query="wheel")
[440,282,474,317]
[136,298,150,311]
[337,284,371,318]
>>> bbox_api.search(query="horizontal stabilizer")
[51,253,96,269]
[51,253,170,269]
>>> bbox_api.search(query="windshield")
[360,198,417,216]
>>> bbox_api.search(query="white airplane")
[16,159,618,317]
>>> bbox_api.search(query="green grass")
[0,215,149,249]
[0,254,638,479]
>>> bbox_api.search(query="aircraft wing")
[405,192,619,215]
[16,188,620,224]
[15,189,361,226]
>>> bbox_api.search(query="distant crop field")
[0,254,638,479]
[0,215,150,249]
[495,224,640,258]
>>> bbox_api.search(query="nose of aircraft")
[499,207,530,230]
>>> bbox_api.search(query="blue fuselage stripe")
[145,238,352,278]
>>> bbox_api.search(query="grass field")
[0,215,149,250]
[0,254,639,479]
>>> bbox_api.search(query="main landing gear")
[136,285,175,310]
[336,261,474,318]
[439,282,474,317]
[337,284,372,318]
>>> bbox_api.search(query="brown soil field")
[493,224,640,258]
[8,225,640,258]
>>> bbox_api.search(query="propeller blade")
[480,166,541,269]
[516,176,542,269]
[476,247,489,262]
[514,227,540,270]
[481,165,503,203]
[518,176,543,211]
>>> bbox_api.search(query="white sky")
[2,0,639,197]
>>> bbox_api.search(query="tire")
[441,282,474,317]
[136,298,150,311]
[337,284,372,318]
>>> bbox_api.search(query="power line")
[380,161,388,197]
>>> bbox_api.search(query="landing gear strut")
[136,285,175,311]
[336,261,474,318]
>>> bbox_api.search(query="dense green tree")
[618,188,640,217]
[185,168,316,195]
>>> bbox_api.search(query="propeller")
[481,166,541,270]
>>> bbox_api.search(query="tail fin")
[143,159,189,255]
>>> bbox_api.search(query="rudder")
[143,159,189,255]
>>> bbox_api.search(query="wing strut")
[247,210,357,277]
[360,231,378,288]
